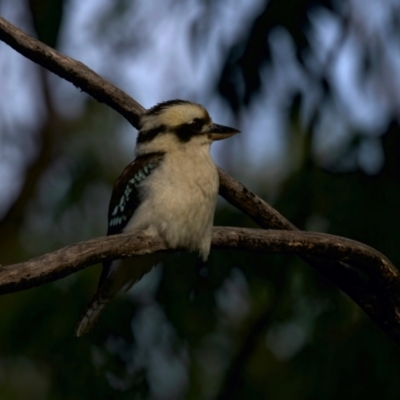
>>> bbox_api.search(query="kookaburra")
[75,100,239,336]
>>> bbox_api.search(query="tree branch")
[0,227,395,294]
[218,168,400,337]
[0,17,145,128]
[1,16,400,345]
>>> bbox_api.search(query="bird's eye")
[190,118,203,129]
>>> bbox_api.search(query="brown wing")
[99,152,165,285]
[106,152,165,236]
[75,152,165,336]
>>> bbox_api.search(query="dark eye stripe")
[174,118,207,142]
[136,117,210,144]
[191,118,205,129]
[136,125,167,144]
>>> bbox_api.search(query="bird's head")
[136,100,239,154]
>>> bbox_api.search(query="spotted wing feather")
[106,152,165,236]
[100,151,165,283]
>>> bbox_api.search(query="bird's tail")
[75,292,111,337]
[75,254,164,337]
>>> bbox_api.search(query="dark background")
[1,0,400,399]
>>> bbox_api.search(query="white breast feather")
[124,137,218,260]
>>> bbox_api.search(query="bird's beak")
[205,123,240,141]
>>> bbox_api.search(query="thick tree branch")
[1,17,400,344]
[218,168,400,338]
[0,227,395,295]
